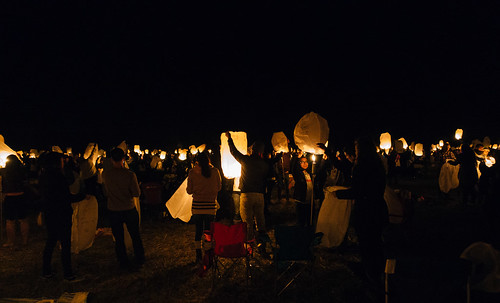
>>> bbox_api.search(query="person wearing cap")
[102,148,145,269]
[225,132,270,256]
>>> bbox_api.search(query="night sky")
[2,2,500,153]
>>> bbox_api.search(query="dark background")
[2,1,499,152]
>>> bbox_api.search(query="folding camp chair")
[272,225,323,296]
[211,221,253,287]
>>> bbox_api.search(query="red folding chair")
[210,221,253,287]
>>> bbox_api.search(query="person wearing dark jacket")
[39,152,88,281]
[291,155,314,226]
[225,132,270,254]
[335,136,389,287]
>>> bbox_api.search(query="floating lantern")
[220,131,247,179]
[189,145,198,155]
[160,151,167,160]
[398,138,408,150]
[455,129,463,140]
[439,140,444,148]
[492,144,498,150]
[485,156,496,168]
[380,132,392,153]
[293,112,329,154]
[66,147,73,155]
[414,143,424,157]
[197,144,206,153]
[134,145,141,154]
[431,144,438,152]
[178,149,188,161]
[271,132,289,153]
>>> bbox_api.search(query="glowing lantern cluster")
[220,131,247,179]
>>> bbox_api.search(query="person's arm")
[225,132,245,164]
[186,170,194,195]
[215,168,222,192]
[130,172,141,198]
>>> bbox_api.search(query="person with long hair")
[186,151,222,263]
[1,154,29,247]
[335,136,389,288]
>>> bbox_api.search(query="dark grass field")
[1,163,498,303]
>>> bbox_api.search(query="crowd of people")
[1,134,500,289]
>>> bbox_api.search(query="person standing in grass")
[186,151,222,264]
[103,148,145,270]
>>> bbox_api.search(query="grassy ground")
[0,163,497,302]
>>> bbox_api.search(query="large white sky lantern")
[293,112,329,154]
[220,131,247,179]
[455,129,463,140]
[0,135,18,168]
[271,131,289,153]
[380,132,392,153]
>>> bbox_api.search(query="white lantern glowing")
[380,132,392,153]
[220,131,247,179]
[160,151,167,160]
[439,140,444,148]
[66,147,73,155]
[414,143,424,157]
[271,131,289,153]
[178,149,188,161]
[485,156,496,168]
[189,145,198,155]
[493,144,498,150]
[455,129,463,140]
[293,112,329,154]
[134,145,141,154]
[197,144,206,153]
[398,138,408,150]
[0,136,18,168]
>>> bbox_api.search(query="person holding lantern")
[334,136,389,289]
[186,151,222,264]
[224,132,270,257]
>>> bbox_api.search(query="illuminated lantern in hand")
[380,132,392,153]
[293,112,329,154]
[178,149,188,161]
[271,132,289,153]
[134,145,141,154]
[414,143,424,157]
[220,131,247,179]
[0,135,18,168]
[455,129,463,140]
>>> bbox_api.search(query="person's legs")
[59,216,74,277]
[109,211,128,266]
[42,218,58,276]
[4,220,16,247]
[240,193,256,241]
[124,209,145,264]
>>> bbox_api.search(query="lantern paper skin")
[455,129,463,140]
[293,112,329,154]
[271,132,289,153]
[220,132,247,179]
[414,143,424,157]
[380,132,392,151]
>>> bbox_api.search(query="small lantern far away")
[380,132,392,154]
[220,131,247,179]
[197,144,206,153]
[485,156,496,168]
[439,140,444,148]
[455,129,463,140]
[271,131,289,153]
[414,143,424,157]
[134,145,141,154]
[398,138,408,150]
[160,151,167,160]
[293,112,329,154]
[189,145,198,155]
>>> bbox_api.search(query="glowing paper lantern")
[439,140,444,148]
[271,132,289,153]
[485,156,496,168]
[197,144,206,153]
[52,146,63,154]
[189,145,198,155]
[380,132,392,153]
[293,112,329,154]
[414,143,424,157]
[220,131,247,179]
[398,138,408,150]
[0,135,18,168]
[178,149,188,161]
[455,129,463,140]
[160,151,167,160]
[134,145,141,154]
